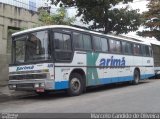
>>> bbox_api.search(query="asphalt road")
[0,79,160,113]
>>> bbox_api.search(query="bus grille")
[16,83,34,89]
[9,74,47,80]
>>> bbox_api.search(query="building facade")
[0,2,39,86]
[0,0,46,11]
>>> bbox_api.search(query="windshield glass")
[13,30,51,63]
[15,35,26,63]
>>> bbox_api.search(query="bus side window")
[101,38,108,52]
[93,36,101,51]
[63,34,71,50]
[133,44,141,55]
[122,41,132,55]
[54,33,63,49]
[54,32,72,61]
[73,32,92,51]
[54,32,71,50]
[149,46,152,57]
[73,32,83,49]
[145,46,150,57]
[109,39,121,54]
[141,45,146,56]
[109,39,115,53]
[116,40,121,53]
[93,36,108,52]
[83,34,92,50]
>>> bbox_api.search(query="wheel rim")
[70,78,81,92]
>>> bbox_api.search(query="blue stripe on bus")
[55,81,69,90]
[98,76,133,85]
[99,74,154,85]
[54,74,154,90]
[141,74,154,80]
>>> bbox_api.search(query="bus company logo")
[16,65,34,71]
[99,56,125,68]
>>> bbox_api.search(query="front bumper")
[8,79,54,91]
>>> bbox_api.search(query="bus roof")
[12,25,151,45]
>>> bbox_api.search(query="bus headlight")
[8,84,16,89]
[13,85,16,88]
[40,83,45,87]
[34,83,45,88]
[34,83,39,88]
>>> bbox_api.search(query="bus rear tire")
[67,73,83,96]
[132,69,140,85]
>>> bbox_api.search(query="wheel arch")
[134,67,140,76]
[70,68,86,80]
[134,67,141,80]
[69,68,86,86]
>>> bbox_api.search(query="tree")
[51,0,142,34]
[137,0,160,40]
[38,7,75,25]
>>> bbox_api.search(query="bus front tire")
[132,70,140,85]
[67,73,83,96]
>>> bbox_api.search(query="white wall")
[0,0,46,11]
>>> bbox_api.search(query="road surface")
[0,79,160,113]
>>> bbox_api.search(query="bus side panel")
[118,55,133,82]
[141,57,155,79]
[54,53,155,90]
[132,56,154,80]
[54,51,87,90]
[86,52,103,86]
[97,54,134,85]
[133,55,143,78]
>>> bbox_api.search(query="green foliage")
[38,7,75,25]
[51,0,142,34]
[137,0,160,40]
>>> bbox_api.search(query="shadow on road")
[17,81,149,101]
[86,81,149,93]
[0,80,151,103]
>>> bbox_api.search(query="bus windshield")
[13,30,51,63]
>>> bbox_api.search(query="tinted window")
[149,46,152,57]
[63,34,71,50]
[141,45,152,57]
[73,32,83,49]
[54,33,71,50]
[93,36,101,51]
[54,32,72,61]
[26,31,51,62]
[145,46,150,56]
[101,38,108,52]
[133,44,141,55]
[122,41,132,54]
[83,34,92,50]
[54,33,63,49]
[109,39,121,53]
[73,32,92,50]
[141,45,146,56]
[93,36,108,52]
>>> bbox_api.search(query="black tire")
[132,69,140,85]
[67,73,83,96]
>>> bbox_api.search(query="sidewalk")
[0,86,35,102]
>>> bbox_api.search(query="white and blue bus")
[8,25,155,96]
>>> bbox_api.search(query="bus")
[8,25,155,96]
[149,40,160,76]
